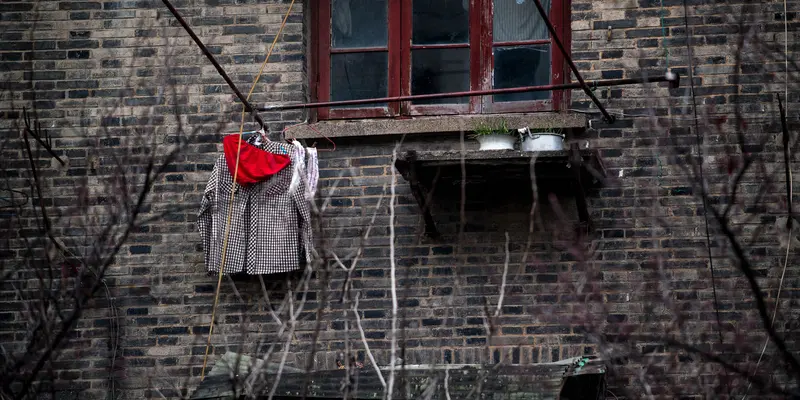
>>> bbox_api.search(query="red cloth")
[223,135,290,185]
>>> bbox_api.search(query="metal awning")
[394,145,607,238]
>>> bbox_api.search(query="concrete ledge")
[291,113,587,139]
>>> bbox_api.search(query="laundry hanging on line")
[198,134,314,275]
[222,134,291,185]
[306,147,319,200]
[286,139,320,201]
[288,139,305,196]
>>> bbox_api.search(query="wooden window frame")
[311,0,571,120]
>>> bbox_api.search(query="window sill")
[290,113,587,139]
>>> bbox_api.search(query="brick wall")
[1,0,799,398]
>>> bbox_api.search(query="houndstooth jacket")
[198,139,313,275]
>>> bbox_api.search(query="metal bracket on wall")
[395,152,441,239]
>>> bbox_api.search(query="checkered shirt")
[198,139,313,275]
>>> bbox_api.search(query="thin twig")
[258,275,283,326]
[266,305,298,400]
[386,144,399,400]
[494,232,510,318]
[444,368,452,400]
[333,187,387,303]
[353,293,386,388]
[244,263,314,397]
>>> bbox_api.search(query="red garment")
[222,135,290,185]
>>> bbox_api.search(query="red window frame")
[311,0,570,120]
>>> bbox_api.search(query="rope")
[201,0,297,379]
[682,0,725,346]
[651,0,670,187]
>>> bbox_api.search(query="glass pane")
[332,0,388,48]
[411,48,470,105]
[412,0,469,44]
[331,52,388,108]
[493,45,550,102]
[493,0,550,42]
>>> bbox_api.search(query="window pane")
[332,0,388,48]
[331,52,388,107]
[411,48,470,105]
[493,0,550,42]
[412,0,469,44]
[493,45,550,102]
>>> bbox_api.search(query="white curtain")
[332,0,352,38]
[494,0,551,42]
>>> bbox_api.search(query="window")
[311,0,570,120]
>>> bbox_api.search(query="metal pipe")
[160,0,265,129]
[530,0,615,123]
[260,73,679,111]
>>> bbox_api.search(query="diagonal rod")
[261,74,678,111]
[530,0,615,123]
[160,0,265,129]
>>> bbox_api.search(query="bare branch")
[387,143,399,400]
[353,293,386,388]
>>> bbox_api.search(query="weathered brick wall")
[1,0,798,398]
